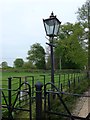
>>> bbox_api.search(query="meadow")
[1,70,85,105]
[1,70,86,92]
[1,70,88,119]
[1,70,82,90]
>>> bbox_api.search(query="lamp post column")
[50,38,54,84]
[43,12,61,84]
[88,2,90,79]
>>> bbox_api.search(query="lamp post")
[88,1,90,78]
[43,12,61,84]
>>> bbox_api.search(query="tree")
[1,61,8,68]
[23,62,36,69]
[14,58,24,68]
[76,0,90,78]
[55,22,87,69]
[27,43,46,69]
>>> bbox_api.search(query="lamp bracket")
[46,42,56,47]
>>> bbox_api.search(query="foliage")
[76,1,89,49]
[27,43,46,69]
[1,61,8,68]
[14,58,24,68]
[76,1,89,22]
[55,22,87,69]
[44,77,90,120]
[23,62,36,69]
[2,70,89,119]
[76,0,90,78]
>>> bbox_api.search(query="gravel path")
[72,89,90,118]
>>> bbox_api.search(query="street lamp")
[43,12,61,84]
[88,1,90,78]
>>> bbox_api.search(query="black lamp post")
[43,12,61,84]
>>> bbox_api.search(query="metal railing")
[1,71,89,120]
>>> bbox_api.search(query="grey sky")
[0,0,86,66]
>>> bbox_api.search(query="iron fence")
[1,71,89,120]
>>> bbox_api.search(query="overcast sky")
[0,0,86,66]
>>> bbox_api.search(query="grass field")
[1,70,85,104]
[1,70,85,91]
[1,71,67,88]
[1,71,76,102]
[0,70,89,119]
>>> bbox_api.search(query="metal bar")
[11,90,18,95]
[11,82,19,85]
[12,82,32,120]
[8,77,13,120]
[46,38,55,87]
[58,74,60,90]
[73,78,75,88]
[35,82,43,120]
[45,111,86,120]
[31,76,34,98]
[19,77,21,107]
[68,80,70,92]
[61,83,63,92]
[12,91,20,111]
[0,89,2,120]
[45,82,74,120]
[12,107,31,112]
[2,91,8,106]
[50,40,54,85]
[46,91,90,97]
[27,83,32,120]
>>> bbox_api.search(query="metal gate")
[44,82,90,120]
[1,72,90,120]
[2,77,32,120]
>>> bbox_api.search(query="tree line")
[1,1,90,71]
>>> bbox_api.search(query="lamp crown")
[50,11,56,18]
[43,12,61,37]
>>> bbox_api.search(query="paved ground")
[78,97,89,117]
[73,89,90,118]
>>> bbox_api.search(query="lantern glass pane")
[43,16,61,37]
[54,20,60,35]
[44,19,55,36]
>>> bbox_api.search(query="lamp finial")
[50,11,55,18]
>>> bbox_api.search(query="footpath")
[73,88,90,118]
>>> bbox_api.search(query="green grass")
[1,70,88,119]
[47,78,90,120]
[1,71,86,102]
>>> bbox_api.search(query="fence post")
[68,80,70,92]
[8,77,12,119]
[31,76,34,98]
[61,83,63,92]
[19,77,21,107]
[73,78,75,88]
[58,74,60,90]
[0,89,2,120]
[35,81,43,120]
[78,76,80,83]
